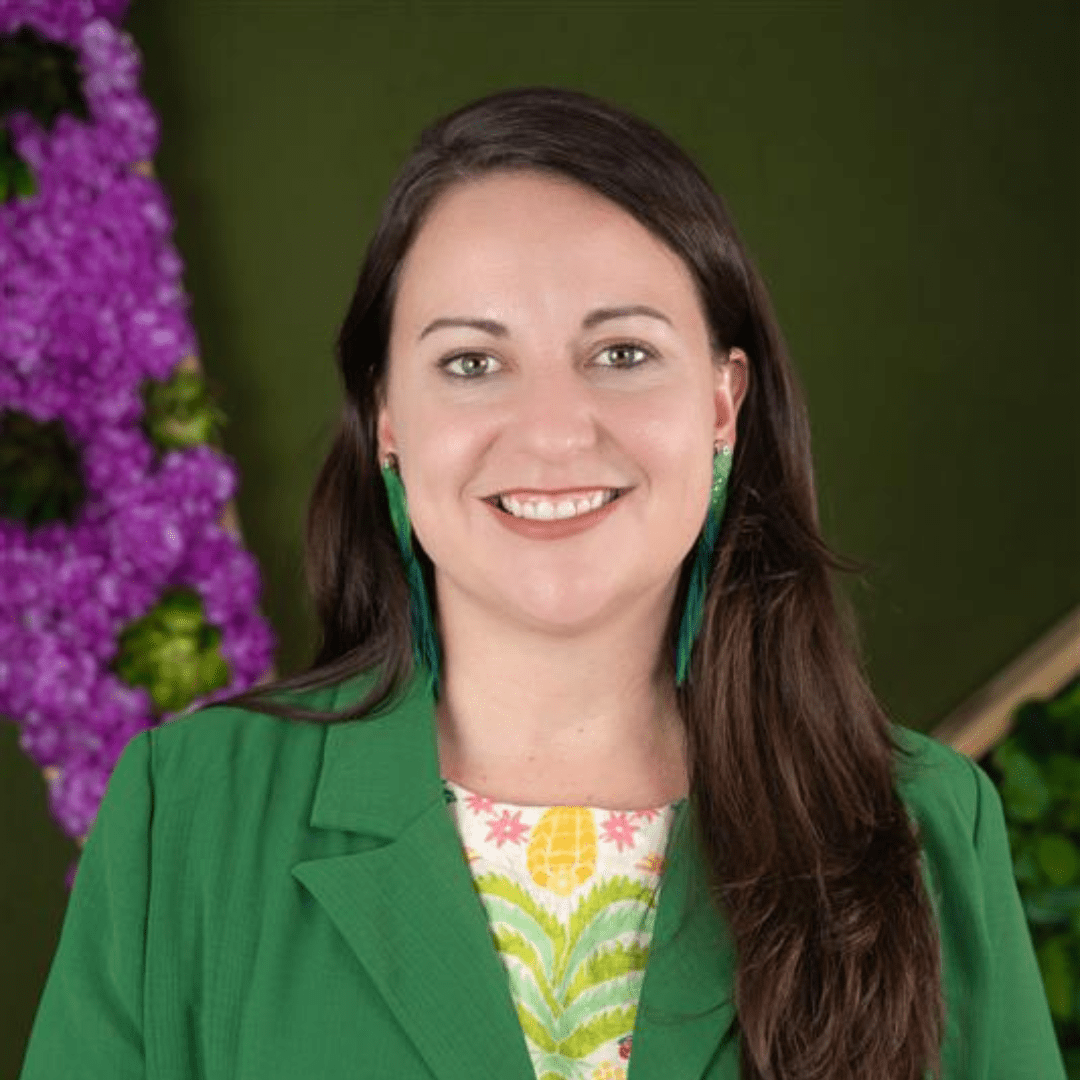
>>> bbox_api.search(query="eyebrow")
[417,304,672,342]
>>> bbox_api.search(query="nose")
[509,360,599,458]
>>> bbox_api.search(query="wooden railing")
[931,605,1080,760]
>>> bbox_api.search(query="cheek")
[424,412,489,477]
[632,404,714,510]
[400,411,489,546]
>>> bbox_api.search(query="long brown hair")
[223,86,945,1080]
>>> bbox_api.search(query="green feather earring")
[675,443,733,686]
[380,456,441,691]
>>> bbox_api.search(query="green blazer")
[20,670,1066,1079]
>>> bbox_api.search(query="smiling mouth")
[485,488,628,521]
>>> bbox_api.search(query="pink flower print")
[600,811,639,852]
[485,809,530,847]
[635,853,665,875]
[464,792,496,815]
[618,1033,633,1060]
[632,808,660,822]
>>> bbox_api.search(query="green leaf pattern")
[443,778,683,1080]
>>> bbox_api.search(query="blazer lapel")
[292,672,536,1080]
[628,803,740,1078]
[292,670,741,1080]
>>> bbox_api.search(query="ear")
[376,399,396,463]
[713,347,749,448]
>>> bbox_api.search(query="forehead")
[391,169,704,331]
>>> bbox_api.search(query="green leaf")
[1057,799,1080,833]
[1048,678,1080,755]
[194,650,230,695]
[112,588,232,716]
[1038,835,1080,887]
[0,27,89,128]
[0,410,86,527]
[141,368,227,452]
[557,1004,636,1058]
[1023,886,1080,927]
[1013,699,1066,757]
[516,1003,556,1054]
[157,590,205,634]
[1047,679,1080,723]
[566,875,658,957]
[152,671,198,714]
[1012,831,1044,886]
[12,156,35,198]
[1045,755,1080,800]
[473,872,567,958]
[993,740,1052,823]
[1062,1044,1080,1078]
[562,939,649,1008]
[1036,935,1074,1021]
[489,925,560,1024]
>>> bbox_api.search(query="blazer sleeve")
[20,730,152,1079]
[971,758,1067,1080]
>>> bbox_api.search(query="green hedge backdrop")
[3,1,1077,1069]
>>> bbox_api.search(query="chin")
[490,572,642,635]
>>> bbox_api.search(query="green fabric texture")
[19,671,1066,1079]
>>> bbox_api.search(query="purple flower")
[1,2,277,859]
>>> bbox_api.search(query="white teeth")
[498,489,617,521]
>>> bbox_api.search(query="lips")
[483,486,626,538]
[484,486,626,501]
[479,490,626,505]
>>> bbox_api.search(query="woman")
[20,87,1064,1080]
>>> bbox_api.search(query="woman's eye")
[441,352,500,378]
[596,343,651,368]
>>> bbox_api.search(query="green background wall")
[3,1,1077,1068]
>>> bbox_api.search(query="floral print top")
[441,777,686,1080]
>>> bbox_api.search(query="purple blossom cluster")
[0,2,276,843]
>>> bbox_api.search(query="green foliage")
[0,126,34,200]
[0,26,89,203]
[111,588,231,714]
[474,871,567,956]
[0,409,86,527]
[556,1004,635,1059]
[0,26,88,127]
[984,675,1080,1065]
[141,366,227,452]
[562,940,648,1009]
[491,925,561,1023]
[566,875,656,963]
[517,1002,557,1054]
[475,868,654,1071]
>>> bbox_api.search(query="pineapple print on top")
[442,778,685,1080]
[528,807,598,895]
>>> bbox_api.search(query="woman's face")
[379,169,747,640]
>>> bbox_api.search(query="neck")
[432,575,688,810]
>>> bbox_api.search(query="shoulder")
[889,721,1008,883]
[890,722,982,829]
[135,671,380,812]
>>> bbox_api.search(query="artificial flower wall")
[0,0,276,860]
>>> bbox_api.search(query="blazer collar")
[307,667,445,837]
[293,669,739,1080]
